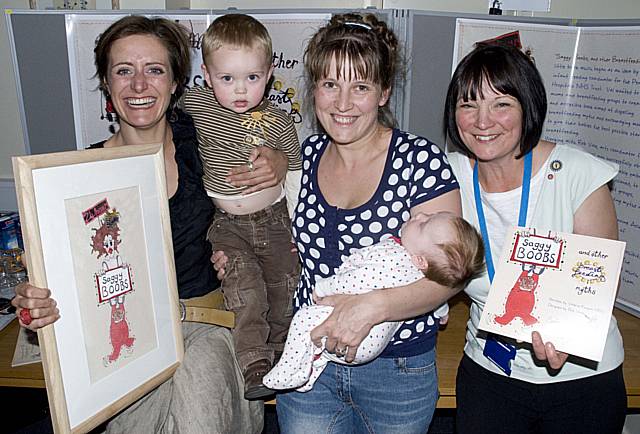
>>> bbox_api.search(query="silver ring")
[247,160,254,171]
[336,346,348,355]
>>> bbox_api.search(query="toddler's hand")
[226,147,288,194]
[211,250,228,280]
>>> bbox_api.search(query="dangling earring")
[100,90,117,123]
[105,95,116,123]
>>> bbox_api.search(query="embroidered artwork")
[241,111,276,139]
[269,79,302,125]
[87,206,135,364]
[479,226,625,362]
[14,145,185,430]
[65,187,158,383]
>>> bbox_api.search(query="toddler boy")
[182,14,302,400]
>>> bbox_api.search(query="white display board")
[454,19,640,317]
[66,12,330,148]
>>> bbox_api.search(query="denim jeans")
[208,199,300,372]
[276,348,438,434]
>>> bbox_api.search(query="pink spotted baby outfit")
[263,237,448,392]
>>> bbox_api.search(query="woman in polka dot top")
[275,13,465,434]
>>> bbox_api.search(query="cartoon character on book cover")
[479,226,625,361]
[494,263,545,326]
[492,229,562,329]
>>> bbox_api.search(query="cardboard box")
[0,212,20,250]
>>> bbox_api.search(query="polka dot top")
[292,129,459,358]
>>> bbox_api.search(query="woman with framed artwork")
[11,16,288,434]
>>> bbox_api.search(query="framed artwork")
[12,144,183,433]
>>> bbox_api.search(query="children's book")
[478,226,626,362]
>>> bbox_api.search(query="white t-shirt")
[448,144,624,384]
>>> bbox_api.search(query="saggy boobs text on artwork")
[494,230,565,326]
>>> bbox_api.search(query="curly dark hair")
[91,219,121,259]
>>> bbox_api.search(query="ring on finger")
[20,308,33,326]
[247,160,254,171]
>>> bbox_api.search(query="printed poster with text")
[66,13,328,148]
[479,226,625,362]
[454,18,640,316]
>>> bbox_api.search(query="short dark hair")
[443,43,547,159]
[94,16,191,102]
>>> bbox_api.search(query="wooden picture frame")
[12,144,183,433]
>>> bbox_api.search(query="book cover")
[478,226,626,362]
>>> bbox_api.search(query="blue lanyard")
[473,151,532,282]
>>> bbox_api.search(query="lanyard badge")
[474,151,532,376]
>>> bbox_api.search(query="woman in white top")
[444,43,626,434]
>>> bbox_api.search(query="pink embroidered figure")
[91,210,135,363]
[106,295,134,362]
[495,264,545,326]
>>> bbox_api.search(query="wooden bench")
[1,294,639,408]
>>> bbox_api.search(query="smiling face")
[454,81,524,165]
[105,34,177,133]
[202,44,273,114]
[313,57,390,147]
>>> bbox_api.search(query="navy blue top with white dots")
[292,129,459,358]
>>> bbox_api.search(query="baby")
[263,211,485,392]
